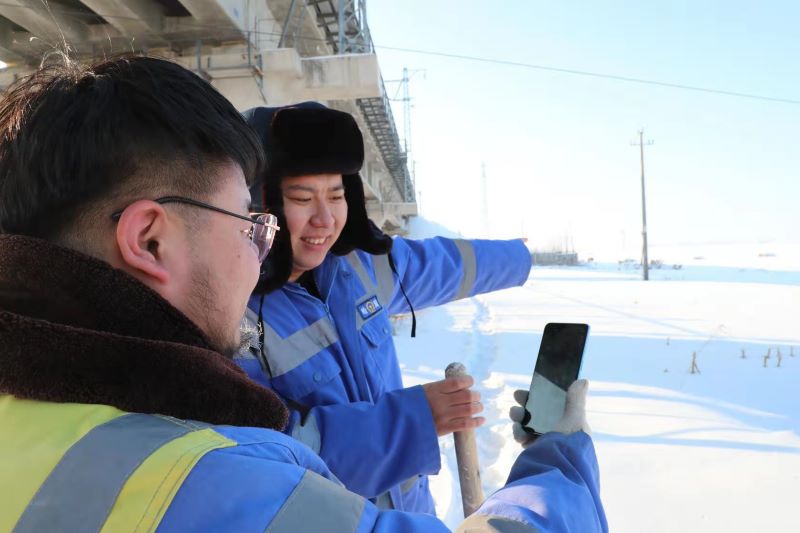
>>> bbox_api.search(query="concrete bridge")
[0,0,417,232]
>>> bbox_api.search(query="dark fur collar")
[0,234,287,430]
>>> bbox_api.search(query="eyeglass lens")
[252,214,277,262]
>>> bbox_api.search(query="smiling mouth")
[301,237,329,246]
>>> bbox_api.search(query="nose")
[310,201,334,227]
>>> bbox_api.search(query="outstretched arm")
[366,236,532,315]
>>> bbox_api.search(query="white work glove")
[509,379,591,448]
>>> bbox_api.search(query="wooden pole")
[445,362,484,517]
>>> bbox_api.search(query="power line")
[373,44,800,106]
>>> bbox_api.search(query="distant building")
[532,251,579,266]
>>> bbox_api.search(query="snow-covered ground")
[395,220,800,532]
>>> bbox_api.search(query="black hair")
[0,55,265,238]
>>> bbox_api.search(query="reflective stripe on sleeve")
[265,470,365,533]
[13,414,210,533]
[263,317,339,377]
[453,239,477,301]
[455,513,541,533]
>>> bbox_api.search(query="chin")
[204,320,246,358]
[220,334,247,359]
[296,254,326,272]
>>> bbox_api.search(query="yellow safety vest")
[0,395,235,533]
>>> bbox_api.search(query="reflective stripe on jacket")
[1,395,236,532]
[1,395,606,532]
[0,395,382,532]
[238,237,533,512]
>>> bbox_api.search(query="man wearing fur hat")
[240,102,535,513]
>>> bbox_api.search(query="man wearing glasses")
[0,56,606,532]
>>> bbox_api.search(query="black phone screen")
[524,323,589,435]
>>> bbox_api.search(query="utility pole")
[401,67,411,155]
[401,67,411,202]
[387,67,425,200]
[632,130,654,281]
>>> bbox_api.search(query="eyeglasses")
[111,195,280,262]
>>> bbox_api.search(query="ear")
[114,200,172,285]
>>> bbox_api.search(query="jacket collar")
[311,252,343,302]
[0,235,288,430]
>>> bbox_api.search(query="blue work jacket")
[3,394,607,532]
[236,236,532,513]
[166,428,608,532]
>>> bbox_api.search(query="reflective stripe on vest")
[5,398,235,533]
[453,239,477,301]
[266,470,365,532]
[262,317,339,377]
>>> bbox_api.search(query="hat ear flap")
[251,168,294,295]
[331,175,393,256]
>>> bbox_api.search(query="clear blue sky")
[369,0,799,258]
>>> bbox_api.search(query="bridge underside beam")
[79,0,164,36]
[176,0,238,26]
[0,0,89,46]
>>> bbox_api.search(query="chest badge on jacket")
[357,295,383,320]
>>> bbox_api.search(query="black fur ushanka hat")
[244,102,393,294]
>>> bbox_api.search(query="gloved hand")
[509,379,591,448]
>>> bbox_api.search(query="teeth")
[303,237,326,245]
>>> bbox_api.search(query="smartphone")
[523,323,589,435]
